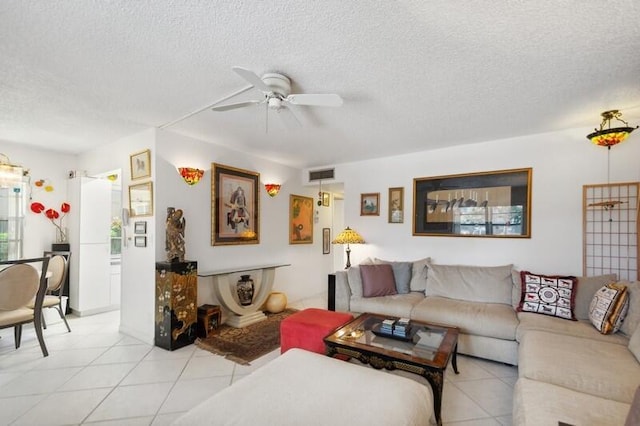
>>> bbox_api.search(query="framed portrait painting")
[130,149,151,180]
[211,163,260,245]
[413,168,532,238]
[289,194,314,244]
[361,193,380,216]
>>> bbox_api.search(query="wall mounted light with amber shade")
[264,183,281,197]
[178,167,204,185]
[331,226,365,268]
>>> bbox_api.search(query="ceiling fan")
[211,67,343,130]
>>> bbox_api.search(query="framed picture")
[322,192,330,207]
[130,149,151,180]
[360,193,380,216]
[289,194,314,244]
[413,168,532,238]
[134,236,147,247]
[211,163,260,245]
[129,182,153,217]
[134,221,147,234]
[322,228,331,254]
[388,187,404,223]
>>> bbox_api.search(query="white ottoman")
[173,348,434,425]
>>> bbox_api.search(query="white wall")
[322,127,640,275]
[0,140,77,257]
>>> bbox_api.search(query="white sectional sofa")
[333,259,640,425]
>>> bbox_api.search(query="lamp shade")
[332,227,365,245]
[264,183,281,197]
[178,167,204,185]
[586,110,638,148]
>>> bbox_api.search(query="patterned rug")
[195,309,297,365]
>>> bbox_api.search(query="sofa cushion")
[574,273,618,320]
[350,293,424,318]
[373,259,412,294]
[347,266,364,299]
[513,378,631,426]
[409,257,430,293]
[425,262,513,304]
[516,312,630,345]
[519,330,640,403]
[630,323,640,363]
[621,281,640,337]
[589,283,629,334]
[360,264,397,298]
[411,296,518,340]
[517,271,577,320]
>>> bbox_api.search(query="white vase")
[55,227,68,243]
[265,292,287,314]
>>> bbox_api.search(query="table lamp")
[331,226,365,268]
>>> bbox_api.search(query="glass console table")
[198,263,290,328]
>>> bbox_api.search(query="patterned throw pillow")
[518,271,577,320]
[589,283,629,334]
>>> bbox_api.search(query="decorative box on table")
[155,261,198,351]
[197,304,221,338]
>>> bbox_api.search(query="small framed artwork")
[211,163,260,246]
[361,193,380,216]
[289,194,314,244]
[130,149,151,180]
[388,187,404,223]
[322,192,330,207]
[322,228,331,254]
[134,221,147,234]
[134,236,147,247]
[129,182,153,217]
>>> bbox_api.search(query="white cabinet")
[68,177,115,315]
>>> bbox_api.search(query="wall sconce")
[264,183,281,197]
[0,154,24,188]
[178,167,204,185]
[331,226,365,269]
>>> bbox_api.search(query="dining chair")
[0,257,50,357]
[33,251,72,332]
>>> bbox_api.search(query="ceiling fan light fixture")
[268,97,282,110]
[586,110,638,148]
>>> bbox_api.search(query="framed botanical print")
[361,193,380,216]
[211,163,260,245]
[130,149,151,180]
[289,194,314,244]
[388,187,404,223]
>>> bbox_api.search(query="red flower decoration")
[61,202,71,213]
[45,209,60,219]
[30,202,45,213]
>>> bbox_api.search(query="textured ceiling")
[1,1,639,168]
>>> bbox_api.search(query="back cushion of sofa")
[574,274,618,320]
[621,281,640,337]
[409,257,430,293]
[425,262,513,304]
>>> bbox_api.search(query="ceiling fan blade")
[211,100,262,112]
[278,107,301,129]
[232,67,271,93]
[286,93,343,107]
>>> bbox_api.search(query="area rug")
[195,309,298,365]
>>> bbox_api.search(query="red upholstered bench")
[280,308,354,354]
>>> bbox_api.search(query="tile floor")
[0,295,517,425]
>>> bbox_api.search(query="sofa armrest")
[335,270,351,312]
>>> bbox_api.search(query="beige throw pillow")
[589,283,629,334]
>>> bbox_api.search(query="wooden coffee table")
[324,312,459,426]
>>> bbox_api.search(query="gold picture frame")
[361,193,380,216]
[130,149,151,180]
[413,168,532,237]
[322,192,330,207]
[388,187,404,223]
[211,163,260,246]
[129,182,153,217]
[289,194,314,244]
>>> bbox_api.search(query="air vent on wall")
[309,168,335,182]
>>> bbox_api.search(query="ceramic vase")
[265,292,287,313]
[237,275,254,306]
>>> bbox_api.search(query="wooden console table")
[198,263,290,328]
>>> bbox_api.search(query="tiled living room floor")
[0,296,517,425]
